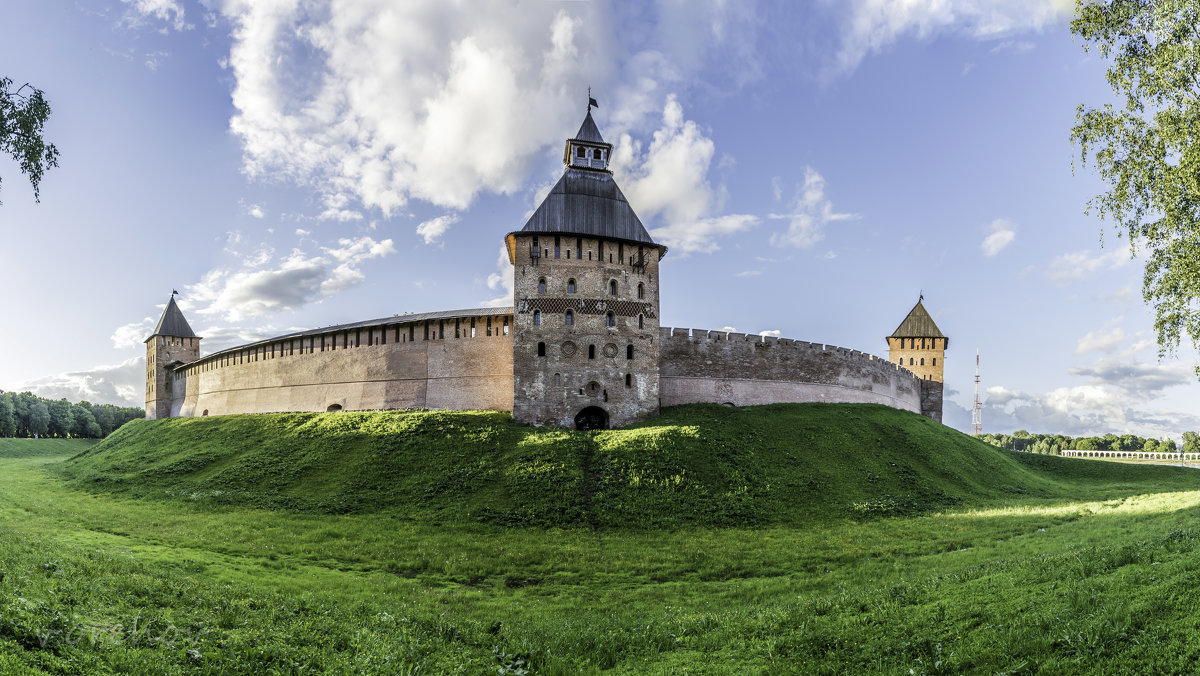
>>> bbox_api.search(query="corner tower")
[887,297,946,422]
[505,106,667,429]
[145,295,201,420]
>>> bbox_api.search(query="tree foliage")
[1071,0,1200,375]
[977,429,1187,454]
[0,390,142,438]
[0,77,60,204]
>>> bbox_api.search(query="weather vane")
[588,87,598,112]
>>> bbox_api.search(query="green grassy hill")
[0,438,95,458]
[60,403,1194,528]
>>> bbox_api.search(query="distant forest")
[978,431,1200,455]
[0,391,143,439]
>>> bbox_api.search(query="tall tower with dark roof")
[505,108,667,429]
[144,295,201,419]
[887,298,947,421]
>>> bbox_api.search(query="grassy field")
[2,405,1200,673]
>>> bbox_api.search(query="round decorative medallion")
[602,343,618,358]
[586,381,602,397]
[561,341,577,357]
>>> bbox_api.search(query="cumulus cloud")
[829,0,1072,77]
[111,317,156,349]
[480,246,515,308]
[613,96,758,255]
[416,214,458,245]
[186,235,396,321]
[16,357,147,408]
[247,204,265,218]
[1047,245,1132,282]
[1075,327,1125,355]
[767,167,857,249]
[1067,358,1193,397]
[759,329,782,338]
[980,218,1015,257]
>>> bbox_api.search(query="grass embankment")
[57,404,1192,526]
[1,404,1198,673]
[0,438,95,458]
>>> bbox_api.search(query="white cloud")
[16,357,147,407]
[185,235,396,321]
[980,218,1015,257]
[122,0,190,32]
[759,329,782,338]
[247,204,265,218]
[416,214,458,245]
[1075,327,1125,355]
[480,246,515,307]
[736,270,762,277]
[829,0,1071,77]
[719,326,738,332]
[768,167,857,249]
[1047,245,1132,282]
[1067,358,1193,396]
[111,317,156,349]
[614,96,759,255]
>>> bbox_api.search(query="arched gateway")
[574,406,608,431]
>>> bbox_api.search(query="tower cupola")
[564,109,612,171]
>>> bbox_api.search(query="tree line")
[977,431,1200,455]
[0,391,143,439]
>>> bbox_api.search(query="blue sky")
[3,0,1198,441]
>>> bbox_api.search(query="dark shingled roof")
[147,296,197,341]
[573,110,607,144]
[518,168,658,246]
[889,300,946,343]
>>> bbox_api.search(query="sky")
[2,0,1198,441]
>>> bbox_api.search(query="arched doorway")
[327,404,343,412]
[574,406,608,431]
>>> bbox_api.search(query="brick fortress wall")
[163,316,514,418]
[659,328,928,415]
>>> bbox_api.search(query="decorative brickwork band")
[517,297,657,318]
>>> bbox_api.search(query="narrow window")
[618,242,624,264]
[487,317,493,336]
[503,317,510,336]
[598,239,603,259]
[909,358,914,365]
[576,237,582,259]
[455,318,461,338]
[533,236,539,253]
[538,278,546,294]
[356,329,362,346]
[424,321,430,340]
[409,325,415,342]
[565,310,574,326]
[606,312,615,327]
[609,253,613,263]
[567,278,576,293]
[626,345,633,359]
[626,373,632,388]
[637,283,644,299]
[554,236,560,259]
[576,146,585,158]
[920,358,925,366]
[638,314,644,329]
[932,357,937,366]
[439,321,445,340]
[921,338,927,349]
[609,280,617,295]
[554,373,561,386]
[470,317,476,338]
[538,342,546,357]
[589,344,596,359]
[533,310,541,325]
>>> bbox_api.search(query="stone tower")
[887,297,946,421]
[505,108,667,429]
[144,295,200,420]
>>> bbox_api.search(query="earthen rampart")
[658,327,925,414]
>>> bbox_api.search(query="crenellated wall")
[166,315,514,418]
[658,327,928,415]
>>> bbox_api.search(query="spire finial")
[919,289,924,302]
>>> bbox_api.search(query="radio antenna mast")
[972,350,982,436]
